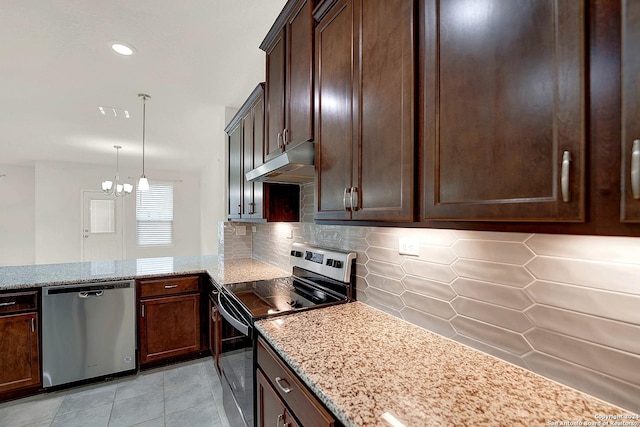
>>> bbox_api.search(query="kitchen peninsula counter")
[0,255,289,290]
[256,302,634,427]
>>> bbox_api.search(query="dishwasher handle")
[78,290,104,298]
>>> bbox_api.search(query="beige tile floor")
[0,357,230,427]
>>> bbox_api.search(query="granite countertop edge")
[0,256,290,291]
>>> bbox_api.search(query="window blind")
[136,183,174,246]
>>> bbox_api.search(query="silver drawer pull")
[0,301,16,307]
[561,150,571,203]
[275,376,292,394]
[632,140,640,199]
[164,284,178,289]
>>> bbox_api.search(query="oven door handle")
[218,292,250,336]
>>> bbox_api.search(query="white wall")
[199,105,232,255]
[27,160,201,264]
[0,164,35,266]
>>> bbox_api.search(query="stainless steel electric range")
[211,243,357,427]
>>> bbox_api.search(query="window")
[136,183,173,246]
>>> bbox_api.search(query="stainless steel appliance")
[216,243,356,427]
[245,140,314,183]
[42,280,136,388]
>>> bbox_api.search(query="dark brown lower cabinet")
[257,370,300,427]
[0,312,40,395]
[139,293,201,365]
[257,337,336,427]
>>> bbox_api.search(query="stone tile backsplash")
[222,218,640,412]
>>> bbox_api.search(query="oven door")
[217,291,254,427]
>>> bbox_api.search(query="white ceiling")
[0,0,287,172]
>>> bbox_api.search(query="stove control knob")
[333,260,343,269]
[290,250,303,257]
[326,259,334,267]
[304,251,313,260]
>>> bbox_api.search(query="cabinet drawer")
[138,276,199,298]
[0,291,38,315]
[257,337,335,427]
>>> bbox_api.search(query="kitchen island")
[0,255,289,290]
[256,302,635,427]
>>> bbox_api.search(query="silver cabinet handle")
[0,301,16,307]
[277,414,284,427]
[164,284,178,289]
[632,140,640,199]
[275,376,292,393]
[561,151,571,203]
[277,132,283,150]
[350,187,358,211]
[31,318,35,332]
[283,128,289,145]
[141,304,145,318]
[343,187,350,212]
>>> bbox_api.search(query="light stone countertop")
[256,302,635,427]
[0,255,290,291]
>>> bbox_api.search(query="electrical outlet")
[251,226,257,233]
[235,225,246,236]
[398,237,420,256]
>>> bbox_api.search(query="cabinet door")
[622,0,640,222]
[0,313,40,393]
[228,123,243,219]
[257,370,302,427]
[423,0,585,221]
[285,0,314,147]
[139,294,200,364]
[266,28,286,161]
[315,0,354,220]
[352,0,415,222]
[257,370,286,427]
[242,112,255,218]
[249,93,266,220]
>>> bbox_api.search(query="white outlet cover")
[235,225,246,236]
[399,236,420,256]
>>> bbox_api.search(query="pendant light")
[102,145,133,197]
[138,93,151,191]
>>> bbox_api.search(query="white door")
[82,191,124,261]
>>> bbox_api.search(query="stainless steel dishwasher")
[42,280,136,388]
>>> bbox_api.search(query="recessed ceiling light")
[110,42,135,56]
[98,106,130,118]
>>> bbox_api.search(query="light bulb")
[102,180,113,191]
[123,183,133,194]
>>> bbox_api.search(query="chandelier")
[102,145,133,197]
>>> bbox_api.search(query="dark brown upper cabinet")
[225,84,300,223]
[262,0,315,161]
[622,0,640,222]
[314,0,416,222]
[422,0,586,222]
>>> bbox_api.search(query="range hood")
[246,140,314,184]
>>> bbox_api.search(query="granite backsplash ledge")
[221,219,640,413]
